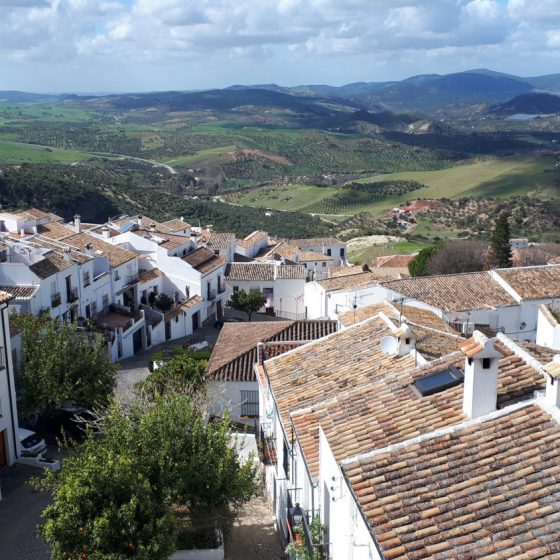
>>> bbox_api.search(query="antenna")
[380,336,399,356]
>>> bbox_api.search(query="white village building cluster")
[1,207,560,558]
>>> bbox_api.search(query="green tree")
[36,394,257,560]
[490,212,513,268]
[139,354,208,397]
[408,246,437,277]
[226,289,266,320]
[12,314,117,417]
[154,293,174,312]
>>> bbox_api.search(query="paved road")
[226,490,287,560]
[0,464,51,560]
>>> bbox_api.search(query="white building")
[206,320,337,425]
[536,304,560,350]
[0,291,20,475]
[379,265,560,342]
[304,270,406,320]
[236,231,270,259]
[224,262,307,320]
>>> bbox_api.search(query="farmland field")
[0,140,93,164]
[227,155,560,218]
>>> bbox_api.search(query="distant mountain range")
[2,69,560,116]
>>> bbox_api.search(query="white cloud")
[0,0,559,91]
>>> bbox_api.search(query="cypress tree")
[490,212,512,268]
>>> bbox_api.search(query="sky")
[1,0,560,93]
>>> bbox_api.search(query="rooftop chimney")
[459,331,503,419]
[62,248,72,261]
[544,355,560,407]
[85,243,93,257]
[101,227,111,240]
[138,216,143,227]
[395,322,416,357]
[150,223,156,232]
[74,214,81,233]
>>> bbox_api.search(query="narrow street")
[226,491,286,560]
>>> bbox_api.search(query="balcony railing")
[218,283,226,294]
[51,293,61,308]
[67,287,79,303]
[207,289,217,301]
[124,273,140,286]
[287,495,329,560]
[259,428,277,466]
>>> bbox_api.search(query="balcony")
[287,495,328,560]
[67,287,79,304]
[207,289,217,301]
[258,428,277,466]
[124,272,140,286]
[218,283,226,294]
[51,293,61,308]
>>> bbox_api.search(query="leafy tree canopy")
[36,394,257,560]
[12,313,117,417]
[226,289,266,320]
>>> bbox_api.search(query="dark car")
[214,317,245,329]
[37,407,95,445]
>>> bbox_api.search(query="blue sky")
[1,0,559,93]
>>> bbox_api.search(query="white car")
[18,428,47,457]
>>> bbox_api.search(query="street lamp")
[290,503,304,527]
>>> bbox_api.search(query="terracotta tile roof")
[0,290,13,304]
[63,233,137,268]
[264,315,418,426]
[291,237,344,247]
[458,336,485,357]
[544,358,560,379]
[139,268,163,283]
[376,254,416,268]
[339,302,456,335]
[382,272,517,311]
[0,285,38,300]
[29,251,74,279]
[517,341,559,364]
[276,265,307,279]
[233,252,254,263]
[224,263,305,281]
[31,237,91,265]
[161,218,191,231]
[291,410,320,479]
[182,247,225,274]
[207,320,338,382]
[202,232,235,251]
[289,336,549,486]
[329,266,364,277]
[342,404,560,560]
[136,229,191,250]
[318,271,400,292]
[237,230,268,248]
[36,222,75,240]
[164,295,202,321]
[493,265,560,300]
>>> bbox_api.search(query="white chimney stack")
[395,323,416,357]
[74,214,81,233]
[85,243,93,257]
[101,227,111,240]
[460,331,503,419]
[544,355,560,407]
[137,216,143,227]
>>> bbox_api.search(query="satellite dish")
[380,336,399,356]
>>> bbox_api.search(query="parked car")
[18,427,47,457]
[214,317,245,329]
[36,406,94,445]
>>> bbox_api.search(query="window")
[83,271,91,287]
[241,390,259,417]
[0,347,4,370]
[183,249,187,256]
[327,248,332,256]
[114,270,120,281]
[91,301,97,316]
[322,262,327,267]
[233,286,239,293]
[102,294,109,308]
[0,250,6,263]
[482,358,491,369]
[414,366,463,397]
